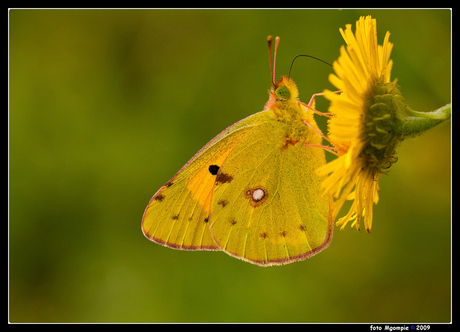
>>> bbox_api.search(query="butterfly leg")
[301,90,342,155]
[302,119,338,156]
[300,90,342,117]
[302,110,339,156]
[299,100,330,117]
[308,90,342,108]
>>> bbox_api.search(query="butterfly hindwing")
[209,111,333,265]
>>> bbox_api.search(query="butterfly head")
[264,76,299,111]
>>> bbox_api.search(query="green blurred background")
[9,9,451,323]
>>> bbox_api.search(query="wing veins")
[293,152,313,250]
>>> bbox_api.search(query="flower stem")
[395,103,451,138]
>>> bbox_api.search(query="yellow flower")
[318,16,450,233]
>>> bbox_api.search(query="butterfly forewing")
[142,115,259,250]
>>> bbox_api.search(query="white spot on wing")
[252,188,265,202]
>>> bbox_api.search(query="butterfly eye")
[275,86,290,99]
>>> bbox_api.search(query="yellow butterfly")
[142,36,333,266]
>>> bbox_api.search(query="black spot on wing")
[217,199,229,208]
[216,172,234,184]
[154,194,165,202]
[208,165,220,175]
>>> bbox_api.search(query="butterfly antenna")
[288,54,332,78]
[267,36,274,86]
[273,36,280,86]
[267,36,280,86]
